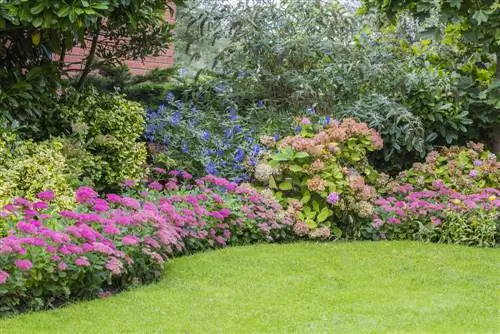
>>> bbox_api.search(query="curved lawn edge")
[1,241,498,334]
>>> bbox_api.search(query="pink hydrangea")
[181,171,193,180]
[122,179,135,188]
[153,167,167,174]
[33,201,48,210]
[106,194,122,203]
[293,221,309,237]
[300,117,311,125]
[92,199,110,212]
[58,262,68,271]
[120,197,141,210]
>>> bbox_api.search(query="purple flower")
[430,216,441,226]
[234,147,245,163]
[75,186,98,203]
[122,235,140,246]
[473,160,482,166]
[228,108,238,121]
[37,190,55,202]
[75,257,91,267]
[170,111,181,125]
[148,181,163,191]
[206,162,217,175]
[469,170,478,177]
[326,192,340,205]
[166,92,175,102]
[300,117,311,125]
[15,259,33,271]
[201,131,211,141]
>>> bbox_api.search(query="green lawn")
[0,241,498,333]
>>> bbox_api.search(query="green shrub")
[0,137,75,206]
[61,89,147,190]
[255,117,385,239]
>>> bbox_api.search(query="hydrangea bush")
[392,142,499,194]
[254,117,385,239]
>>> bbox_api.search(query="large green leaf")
[294,151,310,159]
[317,207,332,223]
[269,175,277,189]
[300,190,311,204]
[279,181,292,191]
[289,164,303,173]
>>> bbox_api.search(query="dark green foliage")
[85,64,178,107]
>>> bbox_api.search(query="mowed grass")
[0,241,498,334]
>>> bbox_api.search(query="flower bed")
[0,173,297,316]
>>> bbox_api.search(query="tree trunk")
[492,52,500,154]
[77,20,101,89]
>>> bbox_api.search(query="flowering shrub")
[126,169,296,251]
[0,189,182,315]
[255,117,384,239]
[393,143,499,194]
[144,92,265,183]
[0,172,297,315]
[371,180,499,246]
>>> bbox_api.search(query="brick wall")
[64,3,175,76]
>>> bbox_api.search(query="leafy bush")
[61,89,147,190]
[85,65,178,107]
[392,143,499,194]
[0,65,63,140]
[0,136,75,211]
[371,181,499,247]
[178,0,483,171]
[254,117,385,239]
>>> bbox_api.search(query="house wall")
[64,3,175,76]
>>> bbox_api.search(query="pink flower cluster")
[372,180,500,229]
[279,117,383,156]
